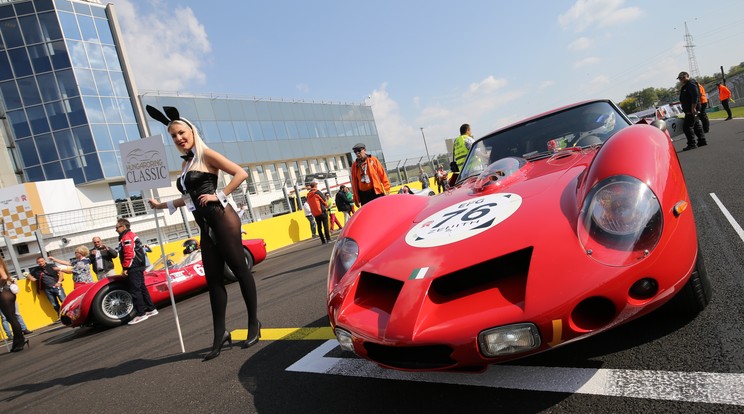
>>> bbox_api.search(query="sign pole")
[120,135,185,353]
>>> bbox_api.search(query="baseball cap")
[352,143,366,151]
[677,71,688,80]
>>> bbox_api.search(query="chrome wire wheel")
[101,289,133,320]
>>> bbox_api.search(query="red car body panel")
[327,100,701,371]
[61,238,266,327]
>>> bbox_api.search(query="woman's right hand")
[148,198,161,209]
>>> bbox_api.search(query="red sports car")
[61,238,266,328]
[327,100,711,372]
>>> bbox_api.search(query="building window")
[110,183,146,218]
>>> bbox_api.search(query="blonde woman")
[146,105,259,361]
[0,259,28,352]
[49,246,93,290]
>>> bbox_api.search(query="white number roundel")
[193,263,205,276]
[405,193,522,248]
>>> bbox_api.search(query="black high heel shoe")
[242,321,262,349]
[202,331,232,361]
[11,338,29,352]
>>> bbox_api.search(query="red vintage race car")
[327,100,711,372]
[61,238,266,328]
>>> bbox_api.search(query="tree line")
[618,62,744,114]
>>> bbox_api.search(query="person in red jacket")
[116,218,156,325]
[718,82,733,120]
[350,142,390,207]
[307,181,331,244]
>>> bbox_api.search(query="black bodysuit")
[177,171,258,341]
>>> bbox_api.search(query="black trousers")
[699,102,710,133]
[314,213,331,243]
[358,189,384,206]
[721,99,733,118]
[682,113,705,146]
[127,266,154,316]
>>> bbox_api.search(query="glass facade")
[0,0,139,185]
[141,95,383,180]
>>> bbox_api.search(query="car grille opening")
[363,342,456,370]
[430,247,533,302]
[60,315,72,325]
[570,296,616,332]
[354,272,404,315]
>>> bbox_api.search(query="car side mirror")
[650,119,667,132]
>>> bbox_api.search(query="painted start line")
[233,328,743,407]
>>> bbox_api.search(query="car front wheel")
[667,245,712,316]
[90,284,136,327]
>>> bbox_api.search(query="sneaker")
[128,314,149,325]
[697,140,707,147]
[22,329,33,334]
[146,309,159,317]
[682,145,697,151]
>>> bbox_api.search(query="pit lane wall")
[2,177,442,335]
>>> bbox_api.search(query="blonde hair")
[75,245,90,257]
[169,119,209,172]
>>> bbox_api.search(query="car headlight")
[328,237,359,290]
[578,175,662,266]
[478,323,541,357]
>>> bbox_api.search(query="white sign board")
[119,135,171,192]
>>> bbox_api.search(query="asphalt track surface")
[2,119,744,413]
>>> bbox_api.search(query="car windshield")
[146,251,199,272]
[459,101,631,180]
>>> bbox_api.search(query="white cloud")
[574,57,600,68]
[540,80,555,89]
[558,0,642,32]
[370,76,526,162]
[568,37,593,52]
[112,0,211,91]
[296,83,309,93]
[582,75,611,95]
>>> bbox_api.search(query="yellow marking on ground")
[231,327,336,341]
[548,319,563,347]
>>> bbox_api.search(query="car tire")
[667,245,712,316]
[90,283,136,327]
[223,247,254,283]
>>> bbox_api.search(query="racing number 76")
[432,203,498,228]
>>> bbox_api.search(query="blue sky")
[111,0,744,162]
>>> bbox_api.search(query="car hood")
[336,149,602,339]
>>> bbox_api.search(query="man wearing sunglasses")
[350,143,390,208]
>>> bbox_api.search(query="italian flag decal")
[409,267,430,280]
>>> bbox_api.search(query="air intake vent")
[430,247,532,301]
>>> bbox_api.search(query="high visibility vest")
[719,85,731,101]
[453,134,469,170]
[698,83,708,104]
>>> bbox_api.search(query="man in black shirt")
[27,256,66,315]
[677,71,707,151]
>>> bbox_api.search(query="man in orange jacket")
[307,181,331,244]
[350,142,390,207]
[717,82,733,120]
[698,83,710,133]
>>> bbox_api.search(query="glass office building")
[0,0,141,186]
[142,93,381,190]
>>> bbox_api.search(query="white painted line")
[709,193,744,244]
[288,340,744,406]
